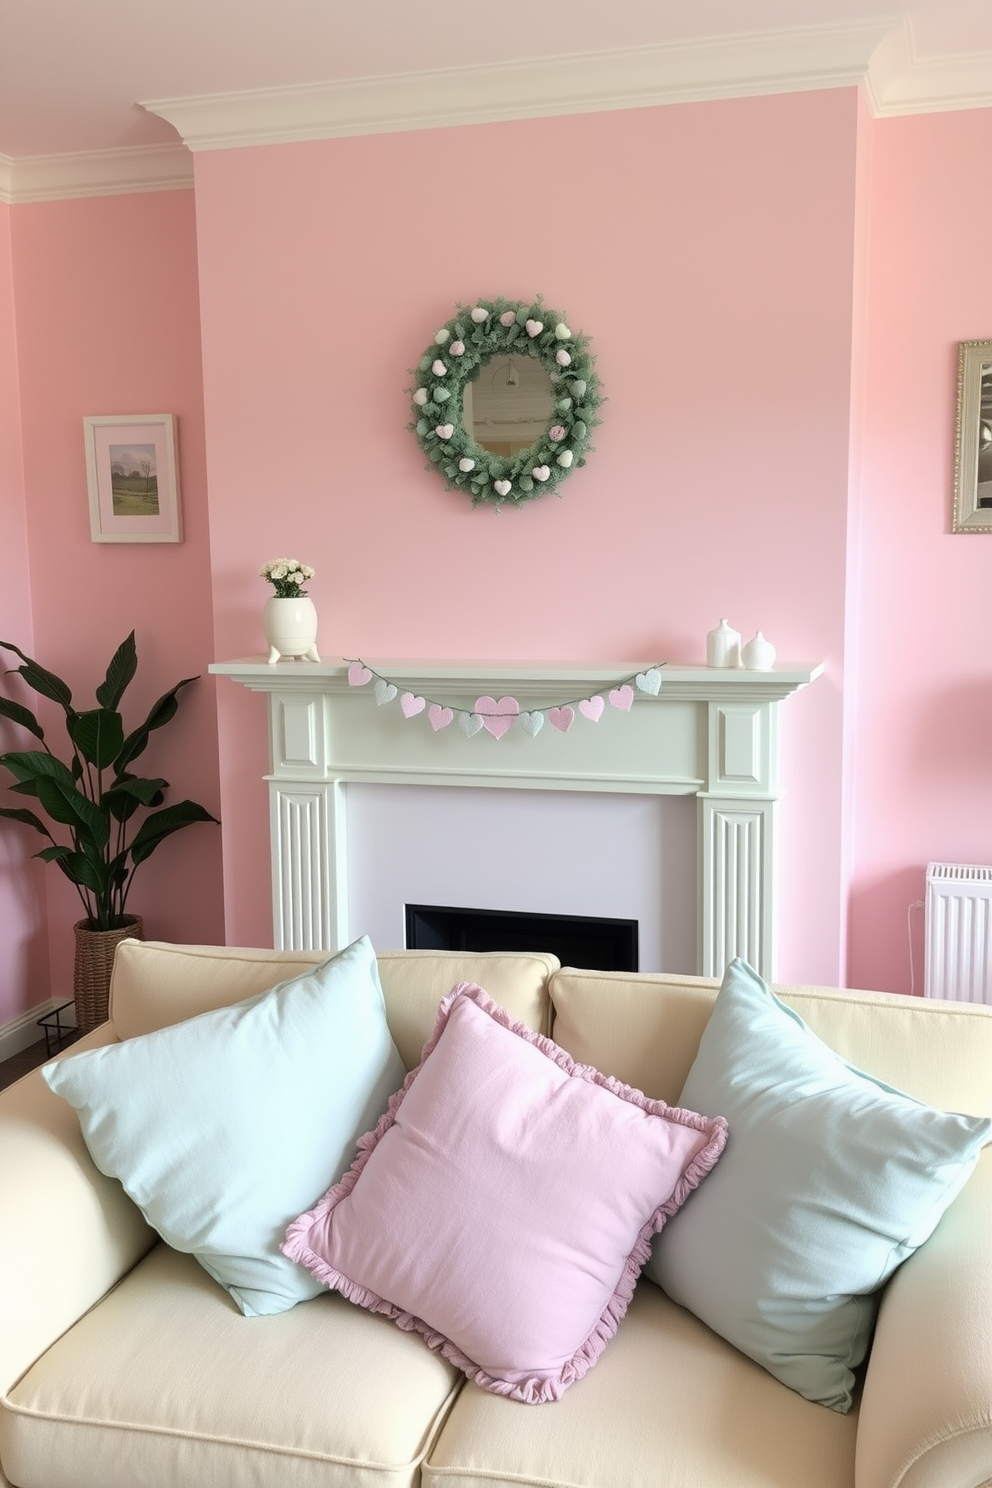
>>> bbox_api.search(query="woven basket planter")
[72,916,144,1033]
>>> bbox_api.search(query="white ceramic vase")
[742,631,777,670]
[706,618,741,668]
[263,596,320,664]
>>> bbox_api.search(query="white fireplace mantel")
[210,657,823,979]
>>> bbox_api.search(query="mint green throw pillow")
[43,935,406,1318]
[644,958,992,1411]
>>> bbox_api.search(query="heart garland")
[345,659,665,740]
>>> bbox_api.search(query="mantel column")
[699,695,779,978]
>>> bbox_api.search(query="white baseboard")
[0,998,76,1064]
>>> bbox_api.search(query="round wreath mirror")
[409,297,602,510]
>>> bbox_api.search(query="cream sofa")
[2,940,991,1488]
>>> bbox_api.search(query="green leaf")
[0,642,73,710]
[128,800,218,865]
[0,750,77,792]
[36,844,72,863]
[104,776,167,822]
[95,632,137,711]
[0,696,44,740]
[51,850,103,894]
[0,805,55,839]
[115,677,198,770]
[34,775,110,848]
[69,708,125,769]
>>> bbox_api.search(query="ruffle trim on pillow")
[282,981,728,1404]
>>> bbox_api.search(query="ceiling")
[1,0,991,200]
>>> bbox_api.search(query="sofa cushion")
[421,1280,858,1488]
[1,1242,461,1488]
[644,958,992,1412]
[283,982,727,1404]
[42,935,406,1318]
[110,940,558,1071]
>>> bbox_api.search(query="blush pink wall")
[0,202,50,1024]
[193,90,862,982]
[847,107,992,994]
[7,190,225,1007]
[9,84,983,1013]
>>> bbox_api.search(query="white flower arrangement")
[260,558,315,597]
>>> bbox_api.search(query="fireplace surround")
[210,657,822,979]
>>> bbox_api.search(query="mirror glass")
[463,356,555,456]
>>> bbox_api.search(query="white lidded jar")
[706,618,741,668]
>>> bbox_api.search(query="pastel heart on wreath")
[434,329,450,344]
[635,668,662,696]
[471,307,489,323]
[429,704,454,731]
[436,424,454,439]
[526,319,544,338]
[500,311,517,327]
[548,705,575,733]
[475,695,520,740]
[413,388,428,406]
[460,711,485,738]
[450,340,465,355]
[532,465,551,482]
[608,684,634,712]
[400,692,426,719]
[518,710,545,737]
[374,680,398,706]
[459,457,476,472]
[494,479,512,497]
[579,696,605,723]
[432,359,447,376]
[347,662,372,687]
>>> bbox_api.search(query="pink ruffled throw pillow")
[283,983,727,1403]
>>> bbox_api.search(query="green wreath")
[408,296,602,510]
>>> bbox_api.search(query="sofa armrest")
[856,1150,992,1488]
[0,1030,156,1396]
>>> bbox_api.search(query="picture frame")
[83,414,182,543]
[952,341,992,533]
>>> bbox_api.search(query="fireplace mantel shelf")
[211,656,823,705]
[210,655,824,979]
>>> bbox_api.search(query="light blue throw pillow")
[644,958,992,1411]
[43,934,406,1317]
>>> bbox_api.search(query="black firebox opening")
[404,904,638,972]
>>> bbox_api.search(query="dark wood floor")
[0,1038,60,1092]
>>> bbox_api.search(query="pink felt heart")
[548,706,575,733]
[608,684,634,712]
[475,695,519,740]
[579,696,605,723]
[436,424,454,440]
[429,704,454,731]
[525,318,544,338]
[348,662,373,687]
[532,465,551,482]
[494,479,512,497]
[401,692,426,718]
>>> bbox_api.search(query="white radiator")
[924,862,992,1002]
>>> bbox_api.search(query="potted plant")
[0,632,219,1030]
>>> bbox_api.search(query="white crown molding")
[865,18,992,117]
[0,143,192,205]
[143,20,893,152]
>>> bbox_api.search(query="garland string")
[344,659,666,739]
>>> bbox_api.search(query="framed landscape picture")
[83,414,182,543]
[952,341,992,533]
